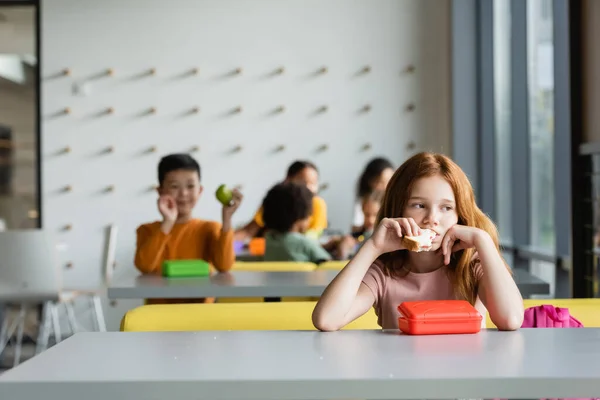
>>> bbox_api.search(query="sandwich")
[402,229,437,252]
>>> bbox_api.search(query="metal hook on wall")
[317,144,329,152]
[404,64,416,74]
[319,183,330,192]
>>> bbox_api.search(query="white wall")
[41,0,450,328]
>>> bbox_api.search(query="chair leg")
[65,302,78,334]
[13,305,26,367]
[35,302,52,355]
[0,305,9,354]
[92,295,106,332]
[0,307,22,356]
[50,303,62,344]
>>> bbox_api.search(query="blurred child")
[353,190,384,241]
[234,160,327,241]
[262,182,331,263]
[134,153,243,304]
[353,157,394,232]
[325,190,385,260]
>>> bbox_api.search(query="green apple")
[215,184,233,206]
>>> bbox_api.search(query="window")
[527,0,555,253]
[493,0,512,244]
[0,5,39,230]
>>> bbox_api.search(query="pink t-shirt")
[361,262,487,329]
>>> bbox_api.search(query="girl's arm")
[313,217,416,332]
[312,241,378,331]
[474,233,524,331]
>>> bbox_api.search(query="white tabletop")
[107,268,549,299]
[1,329,599,400]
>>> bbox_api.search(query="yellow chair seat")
[232,261,317,272]
[317,261,347,270]
[121,301,378,332]
[485,298,600,328]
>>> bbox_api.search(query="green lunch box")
[162,259,210,277]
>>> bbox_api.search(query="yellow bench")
[121,301,378,331]
[121,299,600,332]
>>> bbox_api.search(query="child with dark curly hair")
[262,182,331,263]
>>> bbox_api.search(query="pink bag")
[521,305,584,328]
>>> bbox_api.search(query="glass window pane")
[493,0,512,244]
[527,0,555,252]
[0,5,39,230]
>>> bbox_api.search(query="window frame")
[451,0,572,295]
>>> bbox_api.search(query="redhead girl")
[312,152,523,331]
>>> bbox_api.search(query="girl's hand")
[440,225,488,265]
[369,217,422,255]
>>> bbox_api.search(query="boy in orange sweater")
[134,153,243,304]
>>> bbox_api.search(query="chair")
[57,224,118,334]
[0,226,117,366]
[317,260,347,270]
[0,230,62,367]
[120,301,379,332]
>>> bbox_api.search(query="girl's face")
[371,168,394,192]
[289,167,319,194]
[362,199,381,232]
[402,175,458,251]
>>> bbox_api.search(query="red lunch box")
[397,300,482,335]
